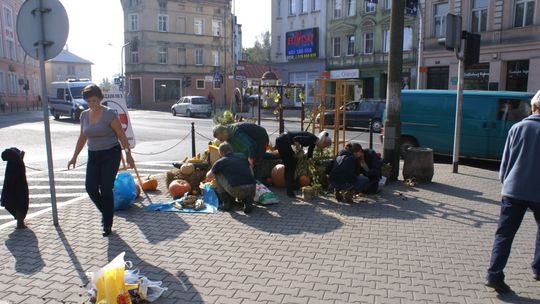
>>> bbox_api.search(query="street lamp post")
[120,42,131,93]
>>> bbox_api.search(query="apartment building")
[271,0,328,105]
[0,0,41,112]
[420,0,540,92]
[121,0,235,109]
[326,0,419,99]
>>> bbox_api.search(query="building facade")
[121,0,235,110]
[271,0,328,105]
[325,0,419,99]
[0,0,41,112]
[420,0,540,92]
[44,49,92,85]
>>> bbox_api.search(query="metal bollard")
[369,118,373,150]
[191,122,196,157]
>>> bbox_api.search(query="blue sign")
[213,71,221,81]
[286,28,319,60]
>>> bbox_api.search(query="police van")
[48,79,93,121]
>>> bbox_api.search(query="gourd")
[141,175,158,191]
[180,163,195,175]
[169,179,192,198]
[271,164,286,188]
[298,175,311,187]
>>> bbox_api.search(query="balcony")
[326,51,417,69]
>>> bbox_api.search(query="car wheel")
[172,109,177,116]
[371,120,382,133]
[52,110,60,120]
[72,110,81,122]
[186,110,192,117]
[400,136,419,159]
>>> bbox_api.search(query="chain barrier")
[194,131,213,142]
[131,131,191,156]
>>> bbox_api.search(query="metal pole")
[369,119,373,150]
[257,86,261,125]
[382,0,405,181]
[416,1,423,89]
[24,54,29,110]
[191,122,196,157]
[452,37,465,173]
[37,0,58,225]
[279,86,284,134]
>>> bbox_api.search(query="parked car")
[317,99,386,132]
[48,79,93,121]
[171,96,212,117]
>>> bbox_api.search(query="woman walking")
[68,84,134,236]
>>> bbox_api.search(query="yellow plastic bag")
[89,252,132,304]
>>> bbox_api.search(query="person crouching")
[206,143,256,214]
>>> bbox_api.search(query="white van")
[48,79,93,121]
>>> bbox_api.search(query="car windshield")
[70,87,85,99]
[192,97,210,105]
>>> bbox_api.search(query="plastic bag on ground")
[114,172,137,210]
[86,252,132,304]
[254,181,279,205]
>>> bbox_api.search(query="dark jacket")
[276,131,319,158]
[326,150,360,185]
[1,147,29,218]
[500,114,540,203]
[233,123,269,160]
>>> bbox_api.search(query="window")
[346,35,355,55]
[178,48,186,65]
[158,0,167,9]
[277,0,282,17]
[129,0,140,7]
[195,49,203,65]
[276,35,282,54]
[3,7,13,29]
[213,81,221,89]
[159,47,168,64]
[195,18,204,35]
[212,20,221,36]
[364,0,376,13]
[384,0,392,10]
[434,3,448,38]
[8,73,17,95]
[497,99,531,121]
[196,79,205,89]
[131,43,139,63]
[363,32,373,54]
[158,14,168,32]
[289,0,296,15]
[514,0,535,27]
[312,0,321,11]
[7,40,15,61]
[213,51,219,66]
[154,79,180,102]
[67,64,75,76]
[0,36,3,58]
[332,37,341,57]
[129,14,139,31]
[301,0,308,12]
[0,72,4,94]
[347,0,356,16]
[334,0,342,18]
[383,28,413,53]
[177,17,186,33]
[471,0,487,32]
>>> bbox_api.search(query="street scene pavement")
[1,160,540,303]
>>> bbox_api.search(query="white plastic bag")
[139,277,168,302]
[254,181,279,205]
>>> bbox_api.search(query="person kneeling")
[326,142,381,203]
[206,143,256,214]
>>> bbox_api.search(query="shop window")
[154,79,180,102]
[497,99,530,121]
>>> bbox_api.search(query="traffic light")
[464,32,481,67]
[184,76,191,88]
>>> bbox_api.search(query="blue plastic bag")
[113,172,137,210]
[202,184,219,210]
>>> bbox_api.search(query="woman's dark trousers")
[275,136,296,196]
[86,145,121,231]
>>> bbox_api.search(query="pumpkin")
[135,183,141,198]
[180,163,195,175]
[271,164,286,188]
[298,175,311,187]
[169,179,191,198]
[265,177,273,185]
[141,175,158,191]
[208,145,221,165]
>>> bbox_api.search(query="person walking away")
[67,84,135,237]
[485,90,540,293]
[1,147,29,229]
[206,143,256,214]
[275,131,332,197]
[213,122,269,180]
[208,92,215,111]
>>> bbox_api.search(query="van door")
[487,98,531,159]
[459,95,491,158]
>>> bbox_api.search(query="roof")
[48,49,93,64]
[237,61,281,79]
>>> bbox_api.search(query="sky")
[57,0,271,84]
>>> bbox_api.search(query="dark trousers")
[487,196,540,282]
[275,136,296,194]
[86,145,121,230]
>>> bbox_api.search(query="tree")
[243,31,271,64]
[99,78,112,91]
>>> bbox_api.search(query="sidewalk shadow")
[4,228,44,275]
[55,226,87,285]
[415,182,500,206]
[497,292,539,303]
[115,204,190,245]
[108,235,202,303]
[231,195,344,235]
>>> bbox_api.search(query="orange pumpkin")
[271,164,286,188]
[298,175,311,187]
[135,183,141,198]
[265,177,273,185]
[141,175,158,191]
[169,179,191,198]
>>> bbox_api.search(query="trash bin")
[402,147,434,183]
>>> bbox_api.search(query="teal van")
[396,90,534,160]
